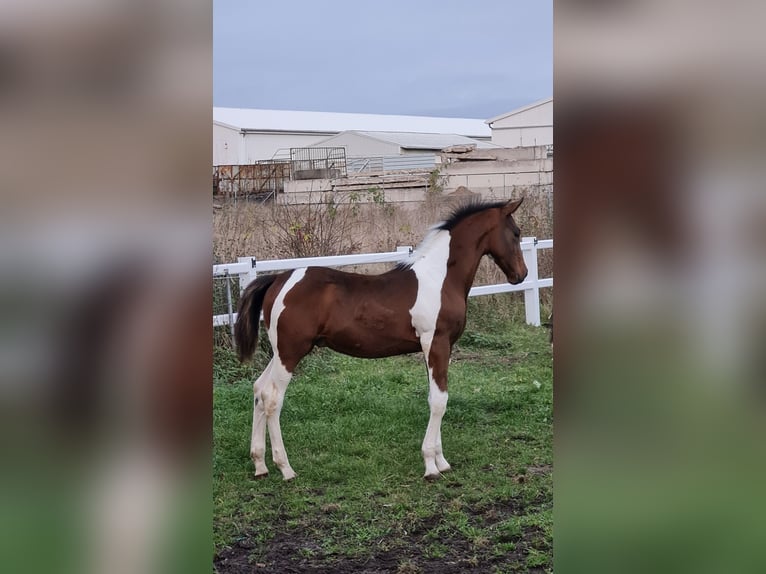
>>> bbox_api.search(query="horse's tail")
[235,274,278,363]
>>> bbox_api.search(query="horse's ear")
[502,197,523,216]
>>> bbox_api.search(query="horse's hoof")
[424,473,441,482]
[282,469,297,481]
[254,472,269,480]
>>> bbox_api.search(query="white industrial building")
[312,130,498,156]
[306,130,500,173]
[486,98,553,148]
[213,108,491,166]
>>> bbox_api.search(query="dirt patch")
[214,498,551,574]
[214,528,548,574]
[511,464,553,484]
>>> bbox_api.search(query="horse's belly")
[322,324,420,359]
[327,339,421,359]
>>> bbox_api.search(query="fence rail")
[213,238,552,332]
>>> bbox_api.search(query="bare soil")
[214,497,551,574]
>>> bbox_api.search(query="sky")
[213,0,552,119]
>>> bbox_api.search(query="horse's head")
[487,198,528,284]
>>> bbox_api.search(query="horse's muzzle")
[508,270,527,284]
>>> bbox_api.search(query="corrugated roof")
[485,97,553,125]
[213,107,491,138]
[351,131,500,150]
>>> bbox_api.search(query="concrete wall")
[442,146,552,199]
[279,146,553,207]
[279,180,429,206]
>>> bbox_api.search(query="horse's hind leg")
[250,359,274,478]
[262,358,297,481]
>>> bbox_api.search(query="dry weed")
[213,186,552,309]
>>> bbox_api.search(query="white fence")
[213,238,552,331]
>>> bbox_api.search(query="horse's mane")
[393,200,508,271]
[436,200,509,231]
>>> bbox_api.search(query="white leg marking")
[250,359,273,477]
[261,268,307,481]
[264,361,296,480]
[434,426,451,473]
[408,231,452,478]
[422,373,449,478]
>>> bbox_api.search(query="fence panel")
[213,239,552,328]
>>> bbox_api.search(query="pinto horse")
[235,198,527,480]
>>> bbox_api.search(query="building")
[312,130,498,157]
[485,98,552,148]
[309,130,499,172]
[213,108,491,166]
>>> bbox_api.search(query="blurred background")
[1,0,765,572]
[555,1,766,573]
[0,1,212,573]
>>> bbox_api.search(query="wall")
[281,170,433,207]
[240,132,329,162]
[278,146,553,209]
[492,101,552,129]
[213,123,240,166]
[310,132,400,157]
[214,124,334,164]
[491,126,552,147]
[489,100,553,148]
[442,146,553,198]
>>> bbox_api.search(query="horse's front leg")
[421,335,452,480]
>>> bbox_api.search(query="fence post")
[224,271,235,340]
[396,245,413,264]
[238,256,257,293]
[522,237,541,326]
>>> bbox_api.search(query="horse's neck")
[444,232,486,298]
[411,225,485,298]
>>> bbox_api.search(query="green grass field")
[213,302,553,573]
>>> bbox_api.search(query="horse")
[235,198,528,480]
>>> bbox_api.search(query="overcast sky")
[213,1,551,119]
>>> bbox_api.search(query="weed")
[397,559,421,574]
[526,547,551,568]
[427,167,446,195]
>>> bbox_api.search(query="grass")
[213,302,552,573]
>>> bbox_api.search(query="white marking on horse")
[408,229,453,477]
[423,371,450,476]
[409,229,451,344]
[251,267,307,480]
[269,267,308,355]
